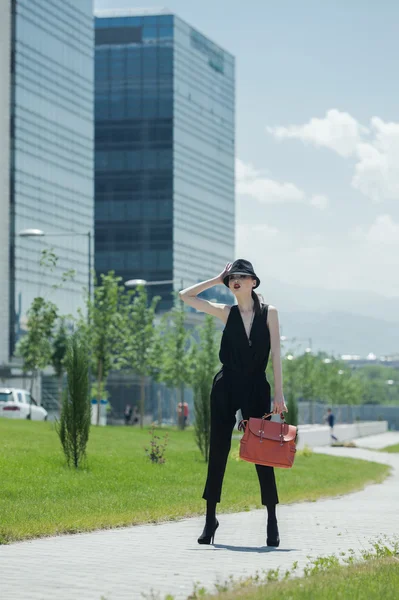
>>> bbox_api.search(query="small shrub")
[297,445,313,457]
[144,425,168,464]
[56,332,91,468]
[303,554,340,576]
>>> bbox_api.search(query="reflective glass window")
[159,26,173,39]
[142,26,158,40]
[157,15,174,25]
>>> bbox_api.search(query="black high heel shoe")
[267,519,280,547]
[197,518,219,545]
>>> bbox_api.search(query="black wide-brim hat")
[223,259,260,289]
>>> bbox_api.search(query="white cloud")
[351,214,399,245]
[236,158,328,209]
[267,110,399,204]
[352,118,399,202]
[236,221,399,296]
[267,109,368,158]
[235,158,261,180]
[237,119,399,296]
[237,223,280,242]
[236,224,293,265]
[310,194,329,210]
[237,177,305,204]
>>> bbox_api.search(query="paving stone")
[1,434,398,600]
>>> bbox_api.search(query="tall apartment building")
[95,9,235,311]
[0,0,94,365]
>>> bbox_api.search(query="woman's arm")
[267,305,288,414]
[179,263,232,324]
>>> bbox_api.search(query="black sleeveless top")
[219,303,271,377]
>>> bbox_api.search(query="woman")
[179,259,287,547]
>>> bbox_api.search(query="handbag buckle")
[259,421,265,443]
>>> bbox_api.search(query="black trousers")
[202,370,279,506]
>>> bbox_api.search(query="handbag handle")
[263,412,285,421]
[238,411,286,432]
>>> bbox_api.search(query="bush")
[193,373,212,462]
[144,425,169,464]
[188,315,220,462]
[56,333,91,468]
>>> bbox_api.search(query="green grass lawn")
[381,443,399,453]
[0,419,389,544]
[202,557,399,600]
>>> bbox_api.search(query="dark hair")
[251,288,262,316]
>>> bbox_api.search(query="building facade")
[2,0,94,361]
[0,0,12,365]
[95,9,235,311]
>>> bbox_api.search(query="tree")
[16,297,58,392]
[119,285,161,428]
[56,332,91,468]
[153,312,178,424]
[283,355,299,427]
[82,272,128,425]
[51,318,69,407]
[338,369,364,422]
[159,296,191,429]
[356,365,397,405]
[16,248,76,396]
[147,321,167,425]
[296,351,318,423]
[189,314,221,461]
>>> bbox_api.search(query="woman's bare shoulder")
[264,304,278,323]
[221,303,234,324]
[267,304,278,313]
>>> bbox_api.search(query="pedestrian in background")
[132,406,139,425]
[124,404,132,425]
[177,401,189,427]
[325,407,338,442]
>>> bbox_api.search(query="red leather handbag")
[239,413,297,469]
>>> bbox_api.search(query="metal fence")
[41,371,399,430]
[299,401,399,430]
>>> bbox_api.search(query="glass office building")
[0,0,12,365]
[95,10,235,310]
[7,0,94,356]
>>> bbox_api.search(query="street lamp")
[386,379,395,403]
[125,278,182,289]
[19,228,92,302]
[125,277,185,310]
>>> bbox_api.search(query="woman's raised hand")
[217,262,233,284]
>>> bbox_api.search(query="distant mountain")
[264,277,399,325]
[255,277,399,356]
[279,310,399,357]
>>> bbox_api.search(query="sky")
[95,0,399,298]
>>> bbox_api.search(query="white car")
[0,388,48,421]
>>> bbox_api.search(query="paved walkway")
[351,430,399,449]
[1,433,399,600]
